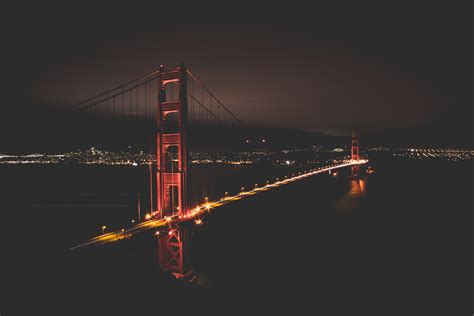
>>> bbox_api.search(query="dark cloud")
[1,2,469,135]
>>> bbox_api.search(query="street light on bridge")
[194,218,203,225]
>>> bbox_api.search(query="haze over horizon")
[0,2,470,150]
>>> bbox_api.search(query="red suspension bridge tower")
[351,131,360,177]
[156,64,191,278]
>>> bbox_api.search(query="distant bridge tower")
[351,131,360,177]
[351,131,359,161]
[156,64,191,278]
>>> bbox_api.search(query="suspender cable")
[71,68,161,110]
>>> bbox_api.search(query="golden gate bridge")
[69,64,367,280]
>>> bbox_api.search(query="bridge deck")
[70,159,368,250]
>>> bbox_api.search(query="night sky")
[0,2,470,147]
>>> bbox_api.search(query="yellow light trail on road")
[70,159,367,250]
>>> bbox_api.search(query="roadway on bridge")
[70,160,367,250]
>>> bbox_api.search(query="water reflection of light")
[336,179,367,212]
[348,179,366,197]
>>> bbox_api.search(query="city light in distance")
[3,147,471,167]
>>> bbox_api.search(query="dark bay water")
[0,155,471,315]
